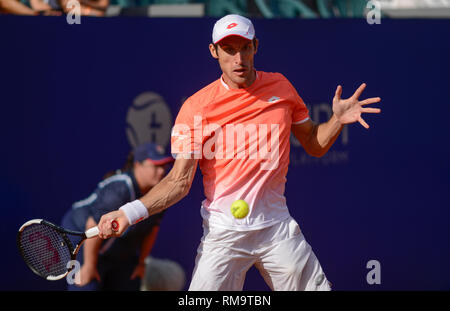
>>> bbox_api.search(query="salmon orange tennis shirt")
[171,71,310,230]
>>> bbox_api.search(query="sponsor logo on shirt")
[267,96,281,103]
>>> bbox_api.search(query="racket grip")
[85,226,100,238]
[85,220,119,239]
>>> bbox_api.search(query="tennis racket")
[17,218,119,281]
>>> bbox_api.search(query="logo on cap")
[227,23,238,29]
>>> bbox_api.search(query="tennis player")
[97,14,381,291]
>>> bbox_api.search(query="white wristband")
[119,200,149,225]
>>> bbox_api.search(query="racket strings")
[18,223,73,279]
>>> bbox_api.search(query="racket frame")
[17,219,90,281]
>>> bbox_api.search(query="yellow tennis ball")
[231,200,249,219]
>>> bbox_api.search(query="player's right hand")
[98,209,129,239]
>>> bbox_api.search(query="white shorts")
[189,216,331,291]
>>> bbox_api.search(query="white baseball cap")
[212,14,255,44]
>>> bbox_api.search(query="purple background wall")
[1,16,449,290]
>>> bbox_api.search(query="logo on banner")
[290,102,349,166]
[126,92,173,149]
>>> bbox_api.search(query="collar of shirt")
[220,69,259,91]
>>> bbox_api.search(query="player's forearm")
[312,114,344,157]
[139,163,195,216]
[114,159,197,231]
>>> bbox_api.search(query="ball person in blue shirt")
[61,142,174,290]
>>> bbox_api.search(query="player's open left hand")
[98,210,129,239]
[332,83,381,129]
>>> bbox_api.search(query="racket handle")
[85,226,99,238]
[85,220,119,239]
